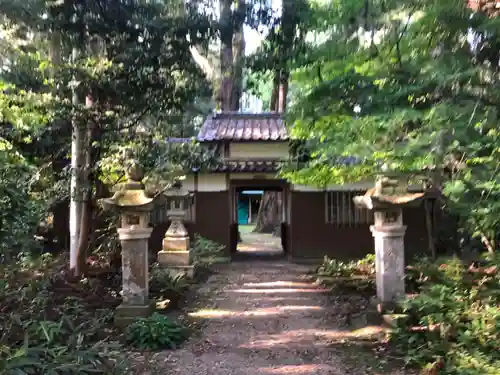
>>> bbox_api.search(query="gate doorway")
[229,179,290,259]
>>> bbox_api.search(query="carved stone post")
[157,181,196,278]
[354,177,425,310]
[100,158,157,327]
[371,209,406,304]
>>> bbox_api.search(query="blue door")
[237,198,249,225]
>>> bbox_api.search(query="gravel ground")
[137,259,414,375]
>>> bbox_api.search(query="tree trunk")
[276,0,294,112]
[231,0,246,111]
[270,71,280,111]
[253,191,282,235]
[75,95,96,276]
[49,31,61,67]
[219,0,233,111]
[277,70,289,112]
[69,45,84,273]
[424,198,437,259]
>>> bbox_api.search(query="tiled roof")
[209,159,283,173]
[197,112,289,142]
[166,137,193,143]
[468,0,500,14]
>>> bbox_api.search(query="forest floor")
[136,242,416,375]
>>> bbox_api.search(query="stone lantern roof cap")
[101,190,155,211]
[163,180,192,197]
[100,158,156,212]
[353,176,426,210]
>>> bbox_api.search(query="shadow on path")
[148,260,413,375]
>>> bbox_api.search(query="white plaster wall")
[197,174,227,191]
[292,181,373,192]
[292,182,424,192]
[229,142,289,159]
[182,174,423,193]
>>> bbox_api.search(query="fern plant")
[190,234,229,266]
[125,313,189,350]
[149,263,188,297]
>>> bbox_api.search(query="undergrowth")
[316,254,376,277]
[150,263,188,296]
[125,313,189,350]
[0,255,127,374]
[316,252,500,374]
[190,234,230,267]
[391,254,500,374]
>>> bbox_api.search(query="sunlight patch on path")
[257,364,338,374]
[189,305,324,318]
[239,327,387,349]
[242,281,315,288]
[229,287,331,294]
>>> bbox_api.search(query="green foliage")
[125,313,189,351]
[0,0,215,212]
[99,138,222,188]
[317,254,375,277]
[0,259,126,374]
[149,263,189,298]
[190,234,230,266]
[190,234,229,266]
[0,148,45,263]
[391,256,500,374]
[283,0,500,250]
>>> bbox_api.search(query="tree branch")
[190,46,216,81]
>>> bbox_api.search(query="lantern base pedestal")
[158,249,191,266]
[162,236,190,252]
[114,301,156,328]
[157,249,196,279]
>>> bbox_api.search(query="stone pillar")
[158,213,191,267]
[115,225,155,325]
[157,186,196,278]
[371,217,406,304]
[100,158,157,327]
[354,178,425,313]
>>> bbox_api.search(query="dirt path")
[149,259,411,375]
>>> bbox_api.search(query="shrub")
[190,234,229,266]
[390,255,500,374]
[125,313,189,350]
[316,254,375,277]
[0,153,45,264]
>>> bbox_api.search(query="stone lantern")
[100,158,158,327]
[157,180,195,278]
[353,176,425,310]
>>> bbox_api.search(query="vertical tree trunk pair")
[253,0,294,234]
[270,0,294,113]
[232,1,246,111]
[218,0,245,111]
[219,0,245,243]
[270,71,289,112]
